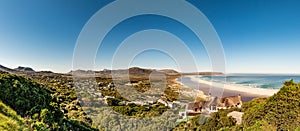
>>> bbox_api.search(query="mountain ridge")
[0,64,223,76]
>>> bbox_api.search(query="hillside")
[14,66,35,72]
[0,67,181,130]
[0,65,14,73]
[242,79,300,130]
[0,71,98,130]
[0,101,28,130]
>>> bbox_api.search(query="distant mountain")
[70,67,157,76]
[128,67,155,75]
[0,65,37,73]
[70,67,222,76]
[158,69,179,75]
[69,70,95,75]
[0,64,14,72]
[14,66,34,72]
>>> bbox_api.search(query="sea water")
[199,74,300,89]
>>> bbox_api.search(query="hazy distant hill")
[1,64,221,77]
[0,65,35,73]
[0,65,55,75]
[158,69,179,75]
[70,67,177,76]
[0,64,14,72]
[70,67,222,76]
[14,66,34,72]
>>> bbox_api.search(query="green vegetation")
[0,101,28,130]
[1,67,300,130]
[88,107,179,131]
[0,71,97,130]
[173,109,237,131]
[110,103,169,118]
[0,70,182,130]
[242,79,300,130]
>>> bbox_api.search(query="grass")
[0,101,28,131]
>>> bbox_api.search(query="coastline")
[169,79,207,101]
[178,75,279,102]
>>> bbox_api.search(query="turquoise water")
[199,74,300,89]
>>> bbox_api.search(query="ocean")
[198,74,300,89]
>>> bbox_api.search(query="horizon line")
[1,64,300,75]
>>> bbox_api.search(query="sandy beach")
[179,75,279,102]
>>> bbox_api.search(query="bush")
[242,79,300,130]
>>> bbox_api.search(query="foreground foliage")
[0,101,28,130]
[243,79,300,130]
[0,71,97,130]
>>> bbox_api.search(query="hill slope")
[0,101,28,130]
[14,66,35,72]
[242,79,300,130]
[0,71,98,130]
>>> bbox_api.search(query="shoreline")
[169,79,207,101]
[178,75,279,102]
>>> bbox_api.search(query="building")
[177,95,243,122]
[219,94,242,108]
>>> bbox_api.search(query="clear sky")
[0,0,300,74]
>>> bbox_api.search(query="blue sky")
[0,0,300,73]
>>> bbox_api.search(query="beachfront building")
[206,96,220,113]
[103,96,115,104]
[157,99,178,109]
[177,95,243,122]
[177,101,205,122]
[219,94,243,108]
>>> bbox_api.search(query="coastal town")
[74,76,244,125]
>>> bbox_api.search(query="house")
[129,101,148,106]
[178,109,187,119]
[219,94,242,108]
[147,100,154,104]
[186,101,205,113]
[104,96,115,99]
[177,108,195,123]
[95,92,102,97]
[98,82,104,86]
[177,95,243,121]
[167,102,177,109]
[125,82,132,86]
[205,94,243,113]
[107,83,115,89]
[205,96,220,113]
[157,99,167,105]
[103,96,115,104]
[181,101,205,118]
[176,101,205,122]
